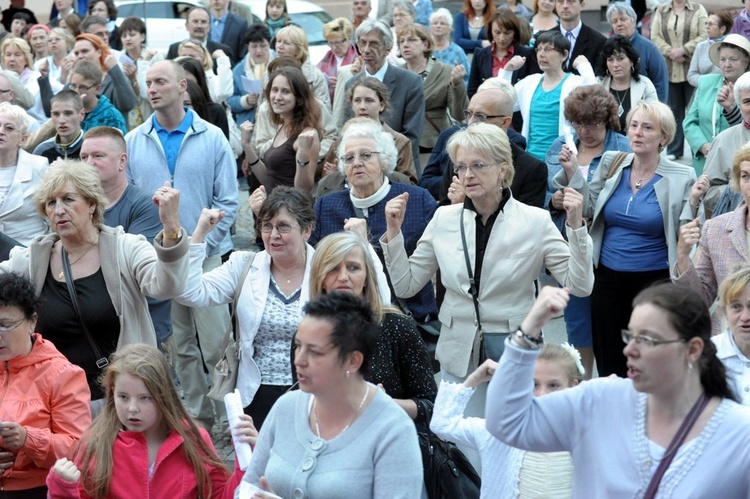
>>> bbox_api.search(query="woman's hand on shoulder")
[152,181,181,234]
[52,457,81,483]
[193,208,225,243]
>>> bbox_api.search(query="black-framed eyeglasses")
[454,162,498,176]
[571,122,604,132]
[69,82,96,92]
[357,40,382,50]
[464,110,507,122]
[621,330,686,347]
[0,89,11,94]
[340,150,381,165]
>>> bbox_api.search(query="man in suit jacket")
[166,7,234,65]
[431,88,547,208]
[342,20,425,172]
[209,0,248,65]
[555,0,606,74]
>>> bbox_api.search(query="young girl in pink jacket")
[46,344,256,499]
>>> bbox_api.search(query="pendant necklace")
[313,383,370,439]
[634,170,656,190]
[59,245,95,280]
[612,86,630,117]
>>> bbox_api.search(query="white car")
[114,0,333,64]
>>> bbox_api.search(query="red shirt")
[492,43,516,77]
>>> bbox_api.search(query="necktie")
[565,30,575,67]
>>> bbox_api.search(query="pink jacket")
[0,333,90,491]
[46,427,243,498]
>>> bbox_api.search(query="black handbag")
[416,399,481,499]
[459,210,510,363]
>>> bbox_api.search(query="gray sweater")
[242,386,423,498]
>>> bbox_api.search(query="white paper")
[238,482,282,499]
[119,53,135,66]
[563,125,578,156]
[241,76,262,95]
[224,389,253,471]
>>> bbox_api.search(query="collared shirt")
[210,11,228,43]
[365,61,389,82]
[463,188,511,289]
[561,21,582,65]
[714,330,750,405]
[153,108,193,177]
[492,43,515,77]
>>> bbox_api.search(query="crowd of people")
[1,0,750,497]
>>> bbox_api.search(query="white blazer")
[0,149,48,246]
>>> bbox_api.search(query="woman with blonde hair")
[272,25,331,108]
[308,231,437,422]
[1,37,44,121]
[317,17,357,102]
[36,27,74,95]
[177,39,232,104]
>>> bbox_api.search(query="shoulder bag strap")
[61,248,109,369]
[226,251,257,348]
[643,393,710,499]
[605,152,629,181]
[459,209,483,332]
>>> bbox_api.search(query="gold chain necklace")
[59,245,96,280]
[313,383,370,439]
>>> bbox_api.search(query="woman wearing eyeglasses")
[380,123,592,406]
[553,100,705,378]
[317,18,357,104]
[311,120,439,328]
[174,187,316,430]
[486,282,750,498]
[502,30,596,161]
[545,84,630,376]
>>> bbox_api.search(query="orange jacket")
[0,333,90,491]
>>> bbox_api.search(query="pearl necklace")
[313,383,370,440]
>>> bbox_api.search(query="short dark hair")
[88,0,118,19]
[302,292,379,375]
[535,30,569,57]
[12,12,31,23]
[51,88,83,111]
[714,9,735,34]
[255,186,315,236]
[0,273,39,319]
[119,16,146,36]
[176,57,213,102]
[633,282,738,402]
[82,15,108,32]
[244,23,272,45]
[347,77,390,116]
[72,59,103,85]
[597,35,642,82]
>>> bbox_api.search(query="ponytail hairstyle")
[74,344,229,498]
[633,282,738,402]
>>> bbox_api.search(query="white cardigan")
[504,61,597,140]
[176,242,391,406]
[597,74,659,108]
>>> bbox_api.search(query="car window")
[289,12,332,45]
[117,1,195,19]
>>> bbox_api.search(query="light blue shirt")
[153,108,194,177]
[210,11,229,43]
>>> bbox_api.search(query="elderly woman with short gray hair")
[380,123,593,385]
[311,119,439,325]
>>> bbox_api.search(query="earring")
[688,362,693,372]
[346,370,350,378]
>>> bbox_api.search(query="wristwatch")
[514,327,543,350]
[296,159,310,167]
